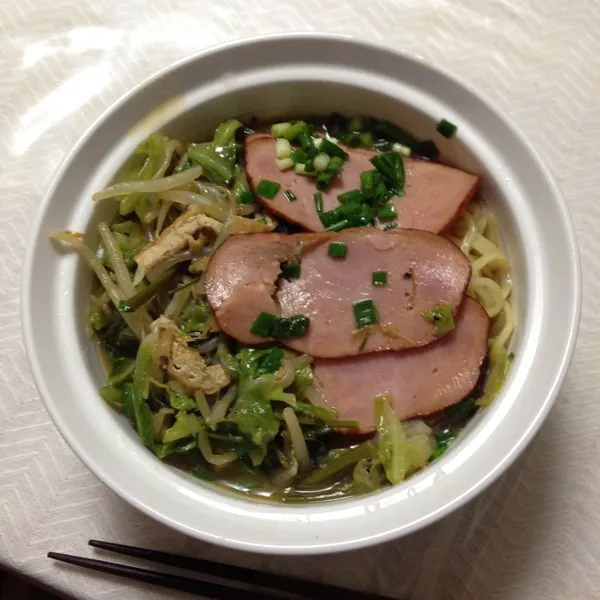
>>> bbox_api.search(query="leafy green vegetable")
[89,306,111,331]
[447,393,480,420]
[101,318,139,357]
[375,394,410,484]
[99,385,123,411]
[168,388,196,411]
[188,142,235,184]
[293,359,313,394]
[233,349,296,451]
[133,335,156,400]
[122,383,154,449]
[301,441,376,486]
[422,303,455,335]
[178,299,211,334]
[295,402,338,421]
[430,427,459,461]
[154,438,197,459]
[353,457,383,491]
[162,412,202,443]
[110,221,147,268]
[119,133,169,219]
[107,357,136,386]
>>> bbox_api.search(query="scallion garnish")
[320,138,349,160]
[270,315,310,339]
[283,121,308,141]
[236,190,255,204]
[372,271,387,286]
[297,129,314,152]
[255,179,281,199]
[314,192,323,213]
[325,220,350,232]
[383,222,398,231]
[353,299,379,328]
[436,118,457,139]
[338,189,363,204]
[370,152,405,195]
[377,204,398,221]
[327,242,348,258]
[422,303,455,335]
[291,148,308,163]
[284,189,297,201]
[281,262,301,279]
[250,312,278,336]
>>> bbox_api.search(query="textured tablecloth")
[0,1,596,598]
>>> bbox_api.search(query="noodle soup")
[51,115,514,503]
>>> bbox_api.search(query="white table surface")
[1,1,597,598]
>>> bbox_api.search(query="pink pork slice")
[244,133,479,233]
[313,297,490,432]
[204,228,471,358]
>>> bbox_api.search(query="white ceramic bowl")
[22,33,580,554]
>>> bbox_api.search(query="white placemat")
[0,1,596,598]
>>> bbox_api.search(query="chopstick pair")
[48,540,393,600]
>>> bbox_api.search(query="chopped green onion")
[236,190,255,204]
[275,138,292,159]
[281,262,301,279]
[353,299,379,328]
[319,209,340,228]
[270,315,310,339]
[374,120,418,149]
[250,312,277,337]
[314,192,323,213]
[283,121,308,141]
[422,303,455,335]
[294,163,316,176]
[315,172,334,190]
[313,153,330,172]
[436,118,458,138]
[320,138,349,160]
[327,242,347,258]
[255,179,281,199]
[370,152,405,195]
[276,158,294,171]
[338,189,363,204]
[383,222,398,231]
[291,148,307,163]
[284,189,297,202]
[372,271,387,286]
[325,220,350,232]
[297,129,314,151]
[271,122,292,137]
[377,204,398,221]
[313,137,324,149]
[392,143,412,157]
[360,170,378,197]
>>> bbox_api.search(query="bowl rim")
[22,32,581,554]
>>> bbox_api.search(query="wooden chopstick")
[88,539,388,600]
[47,541,395,600]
